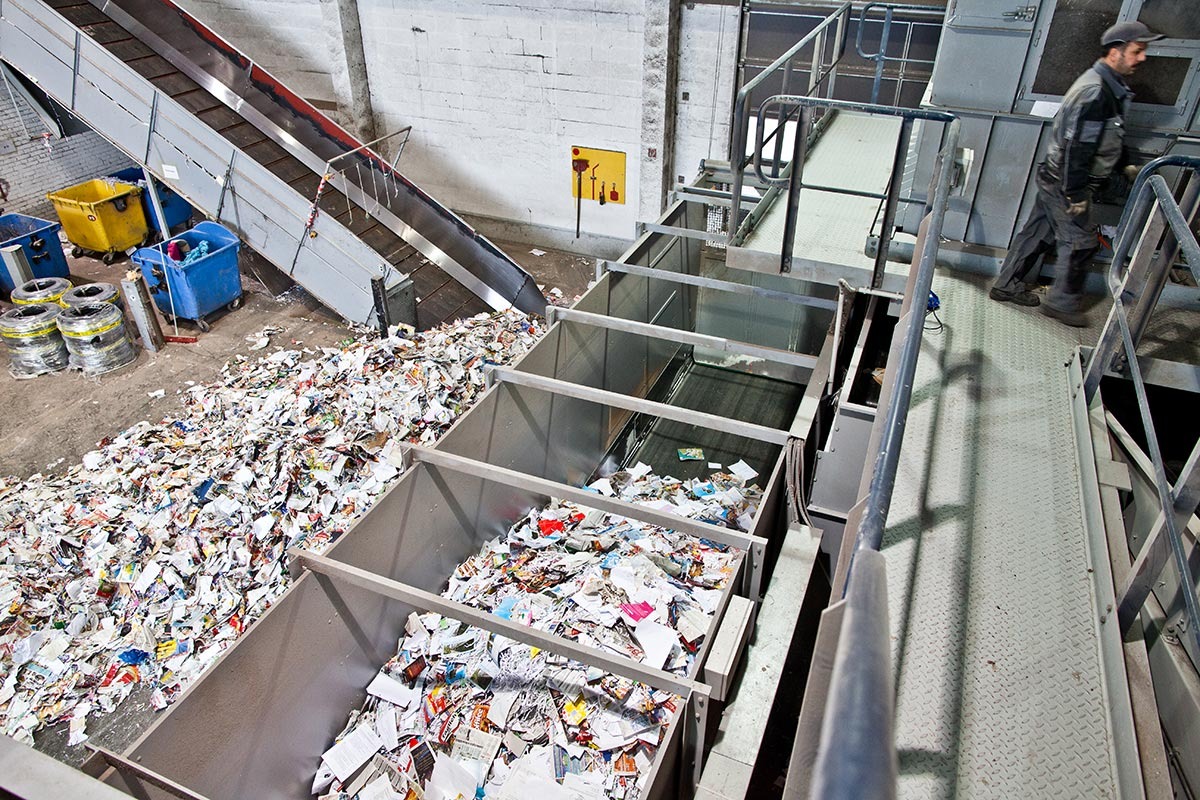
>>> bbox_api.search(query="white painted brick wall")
[174,0,337,107]
[0,93,132,220]
[173,0,738,245]
[673,4,738,184]
[360,0,649,240]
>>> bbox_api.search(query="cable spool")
[0,303,70,378]
[12,276,73,306]
[62,282,123,310]
[56,302,137,376]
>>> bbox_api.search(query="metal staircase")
[0,0,546,329]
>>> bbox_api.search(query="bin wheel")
[71,247,83,258]
[102,251,116,265]
[196,319,211,333]
[227,297,243,311]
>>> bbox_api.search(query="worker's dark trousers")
[994,182,1098,311]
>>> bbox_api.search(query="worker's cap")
[1101,20,1164,47]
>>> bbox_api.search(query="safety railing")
[744,96,954,285]
[726,2,943,260]
[804,113,960,799]
[728,2,852,244]
[1082,156,1200,661]
[855,2,943,105]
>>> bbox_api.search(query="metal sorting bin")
[108,167,193,232]
[131,222,242,328]
[101,207,836,799]
[45,179,148,262]
[0,213,69,294]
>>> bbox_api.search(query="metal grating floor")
[884,272,1119,798]
[728,112,914,289]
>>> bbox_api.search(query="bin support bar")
[549,307,818,371]
[85,745,210,800]
[488,367,791,446]
[604,261,839,311]
[291,550,707,698]
[406,445,765,555]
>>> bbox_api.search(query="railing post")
[780,107,812,274]
[870,7,894,104]
[773,60,793,178]
[872,115,913,288]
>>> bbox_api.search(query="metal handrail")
[1084,156,1200,398]
[854,2,944,105]
[728,2,852,242]
[848,114,959,564]
[747,96,954,281]
[809,115,961,800]
[1081,164,1200,660]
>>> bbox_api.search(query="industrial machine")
[0,0,546,329]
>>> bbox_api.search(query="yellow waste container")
[46,179,149,263]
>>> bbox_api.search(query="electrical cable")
[62,282,123,310]
[56,302,137,376]
[12,276,72,306]
[0,303,69,378]
[924,289,944,332]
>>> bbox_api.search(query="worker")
[990,20,1162,326]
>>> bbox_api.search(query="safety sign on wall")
[570,146,626,205]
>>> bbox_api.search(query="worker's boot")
[989,285,1040,306]
[1039,302,1088,327]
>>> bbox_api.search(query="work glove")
[1123,164,1141,182]
[1066,197,1090,217]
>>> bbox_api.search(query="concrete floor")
[0,238,596,480]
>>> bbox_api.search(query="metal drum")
[0,303,69,378]
[11,276,72,306]
[61,281,123,310]
[55,302,137,376]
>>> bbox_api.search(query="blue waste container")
[0,213,70,294]
[131,221,242,331]
[108,167,193,232]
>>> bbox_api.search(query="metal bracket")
[406,444,765,554]
[489,365,791,446]
[85,746,211,800]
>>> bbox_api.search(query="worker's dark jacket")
[1039,60,1132,204]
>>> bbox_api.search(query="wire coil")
[0,303,70,378]
[62,282,123,310]
[56,302,137,376]
[12,276,72,306]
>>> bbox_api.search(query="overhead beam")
[551,307,817,370]
[489,365,791,446]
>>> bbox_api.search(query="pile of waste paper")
[314,465,763,800]
[0,311,542,746]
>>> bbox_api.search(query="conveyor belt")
[624,360,803,482]
[38,0,520,329]
[885,273,1121,798]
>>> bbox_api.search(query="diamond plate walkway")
[884,272,1122,798]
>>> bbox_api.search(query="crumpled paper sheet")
[315,466,762,800]
[0,310,541,745]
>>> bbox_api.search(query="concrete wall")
[360,0,650,250]
[172,0,736,254]
[0,93,132,219]
[674,4,738,185]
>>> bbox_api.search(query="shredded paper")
[0,311,542,745]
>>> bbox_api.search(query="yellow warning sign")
[570,146,626,205]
